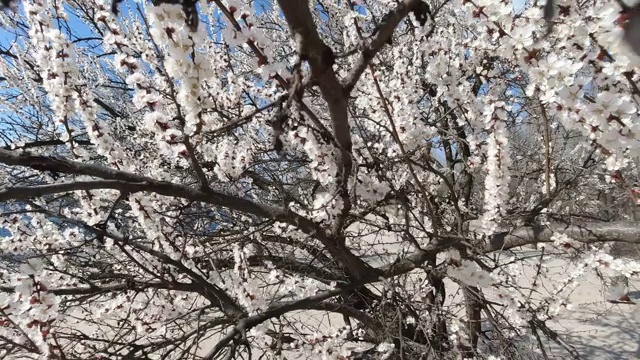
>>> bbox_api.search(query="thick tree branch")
[343,0,423,93]
[211,0,337,148]
[0,148,373,284]
[485,222,640,251]
[0,148,305,222]
[378,222,640,278]
[0,180,145,201]
[276,0,380,280]
[2,139,92,150]
[0,280,197,296]
[277,0,353,217]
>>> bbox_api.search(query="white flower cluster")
[206,137,254,181]
[0,259,59,357]
[287,126,340,188]
[23,1,129,167]
[586,251,640,278]
[480,102,512,234]
[147,3,208,137]
[227,244,270,314]
[549,232,581,250]
[355,172,392,203]
[306,192,343,224]
[448,259,494,287]
[23,1,75,126]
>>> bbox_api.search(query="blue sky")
[514,0,528,13]
[0,0,531,45]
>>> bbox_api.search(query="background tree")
[0,0,639,359]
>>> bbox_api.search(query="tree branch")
[0,180,146,202]
[0,280,197,296]
[277,0,354,237]
[484,222,640,251]
[343,0,423,93]
[0,148,373,284]
[2,139,93,150]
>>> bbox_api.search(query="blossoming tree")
[0,0,639,358]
